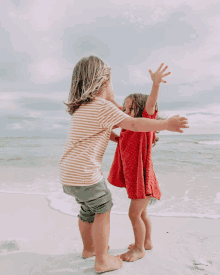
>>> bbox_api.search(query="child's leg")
[93,210,110,258]
[78,218,95,258]
[120,196,151,262]
[93,210,123,273]
[79,218,111,258]
[140,208,153,249]
[128,202,153,250]
[63,181,123,272]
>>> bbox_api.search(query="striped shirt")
[60,97,130,186]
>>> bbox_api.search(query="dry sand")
[0,193,219,275]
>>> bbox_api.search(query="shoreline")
[0,190,219,220]
[0,192,219,274]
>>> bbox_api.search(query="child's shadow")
[0,249,128,275]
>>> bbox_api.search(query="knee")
[129,211,141,221]
[141,209,148,218]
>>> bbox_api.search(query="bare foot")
[120,247,145,262]
[82,250,95,258]
[95,255,123,274]
[128,240,153,250]
[83,246,110,259]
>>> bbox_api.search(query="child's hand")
[167,115,189,133]
[153,135,159,147]
[149,63,171,85]
[155,135,159,142]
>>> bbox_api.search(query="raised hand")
[149,63,171,85]
[167,115,189,133]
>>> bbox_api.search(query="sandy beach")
[0,192,219,275]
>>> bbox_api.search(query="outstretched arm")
[145,63,171,115]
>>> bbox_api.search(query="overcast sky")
[1,0,220,137]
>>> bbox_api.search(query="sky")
[1,0,220,137]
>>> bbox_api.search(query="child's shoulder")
[142,109,158,119]
[94,97,116,107]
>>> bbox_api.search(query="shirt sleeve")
[98,99,130,130]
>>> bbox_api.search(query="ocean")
[0,134,220,219]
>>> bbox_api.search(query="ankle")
[144,239,152,244]
[83,246,94,252]
[95,252,109,263]
[133,244,145,252]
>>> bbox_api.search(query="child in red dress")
[108,63,170,262]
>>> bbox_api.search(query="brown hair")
[123,93,158,118]
[123,93,166,135]
[63,55,111,115]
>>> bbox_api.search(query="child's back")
[60,96,128,186]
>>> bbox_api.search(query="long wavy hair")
[63,55,111,115]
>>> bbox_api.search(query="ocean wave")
[46,192,220,220]
[214,192,220,204]
[148,212,220,220]
[2,190,219,220]
[48,206,220,220]
[195,141,220,145]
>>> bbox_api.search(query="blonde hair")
[64,55,111,115]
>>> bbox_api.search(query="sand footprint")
[190,259,213,273]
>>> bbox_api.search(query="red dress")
[108,110,161,200]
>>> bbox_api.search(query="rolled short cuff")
[63,178,113,224]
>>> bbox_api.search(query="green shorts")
[62,177,113,223]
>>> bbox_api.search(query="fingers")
[179,116,188,121]
[161,65,168,73]
[150,63,171,84]
[181,125,189,128]
[156,63,164,72]
[162,72,171,77]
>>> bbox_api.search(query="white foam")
[46,192,80,217]
[46,193,220,220]
[148,211,220,219]
[187,177,196,182]
[197,141,220,145]
[214,193,220,204]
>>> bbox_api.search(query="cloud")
[160,104,220,134]
[28,57,71,84]
[1,0,220,136]
[128,67,151,85]
[18,97,65,111]
[7,123,23,130]
[1,0,218,88]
